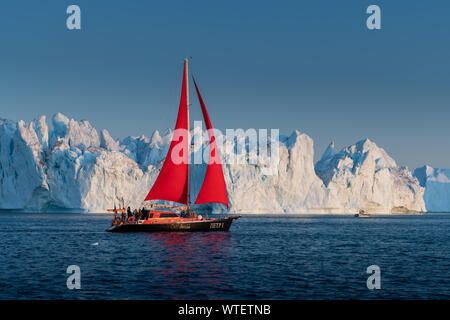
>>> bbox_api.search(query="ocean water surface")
[1,212,450,299]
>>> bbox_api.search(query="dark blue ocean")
[1,212,450,300]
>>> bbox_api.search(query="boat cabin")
[137,211,180,224]
[142,211,205,224]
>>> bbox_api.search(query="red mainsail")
[193,77,229,208]
[145,61,189,204]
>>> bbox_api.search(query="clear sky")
[0,0,449,169]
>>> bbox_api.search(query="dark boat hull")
[107,216,240,233]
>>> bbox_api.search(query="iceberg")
[413,166,450,212]
[316,139,425,213]
[0,113,426,213]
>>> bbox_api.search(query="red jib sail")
[145,62,189,204]
[193,77,229,208]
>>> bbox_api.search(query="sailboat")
[107,58,240,232]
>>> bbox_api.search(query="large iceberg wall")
[223,130,328,213]
[0,113,426,213]
[0,118,46,209]
[413,166,450,212]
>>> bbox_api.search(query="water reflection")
[146,232,233,299]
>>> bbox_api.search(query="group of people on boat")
[112,207,150,225]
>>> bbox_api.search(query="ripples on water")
[0,212,450,299]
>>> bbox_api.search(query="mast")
[185,58,191,212]
[144,59,189,206]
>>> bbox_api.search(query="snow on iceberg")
[315,138,425,213]
[0,114,426,213]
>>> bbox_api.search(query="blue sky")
[0,0,449,168]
